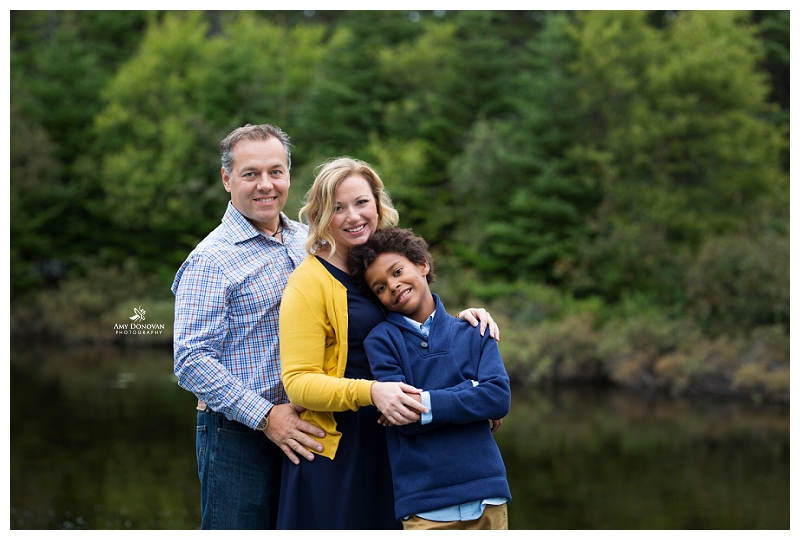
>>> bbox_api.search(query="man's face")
[221,137,290,235]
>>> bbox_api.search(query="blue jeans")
[196,409,284,529]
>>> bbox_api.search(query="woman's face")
[328,174,379,256]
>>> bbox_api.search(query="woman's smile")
[328,174,379,256]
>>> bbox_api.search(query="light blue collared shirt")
[402,313,435,424]
[402,312,434,338]
[413,498,508,522]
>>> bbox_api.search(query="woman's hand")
[457,308,500,342]
[378,392,424,426]
[371,381,428,426]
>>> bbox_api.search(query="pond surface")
[9,344,790,529]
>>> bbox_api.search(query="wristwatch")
[256,410,271,431]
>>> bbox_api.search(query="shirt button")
[420,341,428,348]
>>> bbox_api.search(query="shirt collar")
[223,201,289,244]
[402,311,435,338]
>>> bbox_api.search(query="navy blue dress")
[276,258,400,530]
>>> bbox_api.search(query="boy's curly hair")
[347,227,435,299]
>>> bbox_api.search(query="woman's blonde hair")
[299,157,399,257]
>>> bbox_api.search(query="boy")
[347,227,512,530]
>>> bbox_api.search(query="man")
[172,124,325,529]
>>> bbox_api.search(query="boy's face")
[364,252,435,323]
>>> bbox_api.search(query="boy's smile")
[365,252,436,324]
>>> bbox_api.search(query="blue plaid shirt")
[172,202,308,429]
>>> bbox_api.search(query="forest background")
[9,10,790,403]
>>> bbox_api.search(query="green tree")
[361,11,537,252]
[10,11,152,299]
[290,10,426,183]
[752,11,789,119]
[751,10,789,171]
[11,11,152,165]
[565,10,787,304]
[91,11,327,276]
[448,12,599,283]
[9,103,65,295]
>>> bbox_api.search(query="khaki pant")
[402,503,508,530]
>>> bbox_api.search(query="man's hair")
[299,157,399,257]
[220,123,292,175]
[347,227,435,299]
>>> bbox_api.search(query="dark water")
[10,345,790,529]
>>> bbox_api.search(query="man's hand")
[263,403,325,465]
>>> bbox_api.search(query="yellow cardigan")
[279,255,375,459]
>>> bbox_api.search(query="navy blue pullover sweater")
[364,294,512,521]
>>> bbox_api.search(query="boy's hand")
[405,391,423,404]
[490,418,503,434]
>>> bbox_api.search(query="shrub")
[596,312,694,391]
[502,312,605,386]
[686,233,789,335]
[12,256,173,345]
[732,325,790,401]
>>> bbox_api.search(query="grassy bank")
[435,268,789,405]
[11,258,175,348]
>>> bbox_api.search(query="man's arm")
[173,255,324,461]
[173,255,266,425]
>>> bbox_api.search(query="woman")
[277,157,498,529]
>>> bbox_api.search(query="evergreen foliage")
[10,10,789,400]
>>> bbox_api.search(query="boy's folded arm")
[428,367,510,424]
[392,379,485,434]
[442,379,478,392]
[366,333,510,431]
